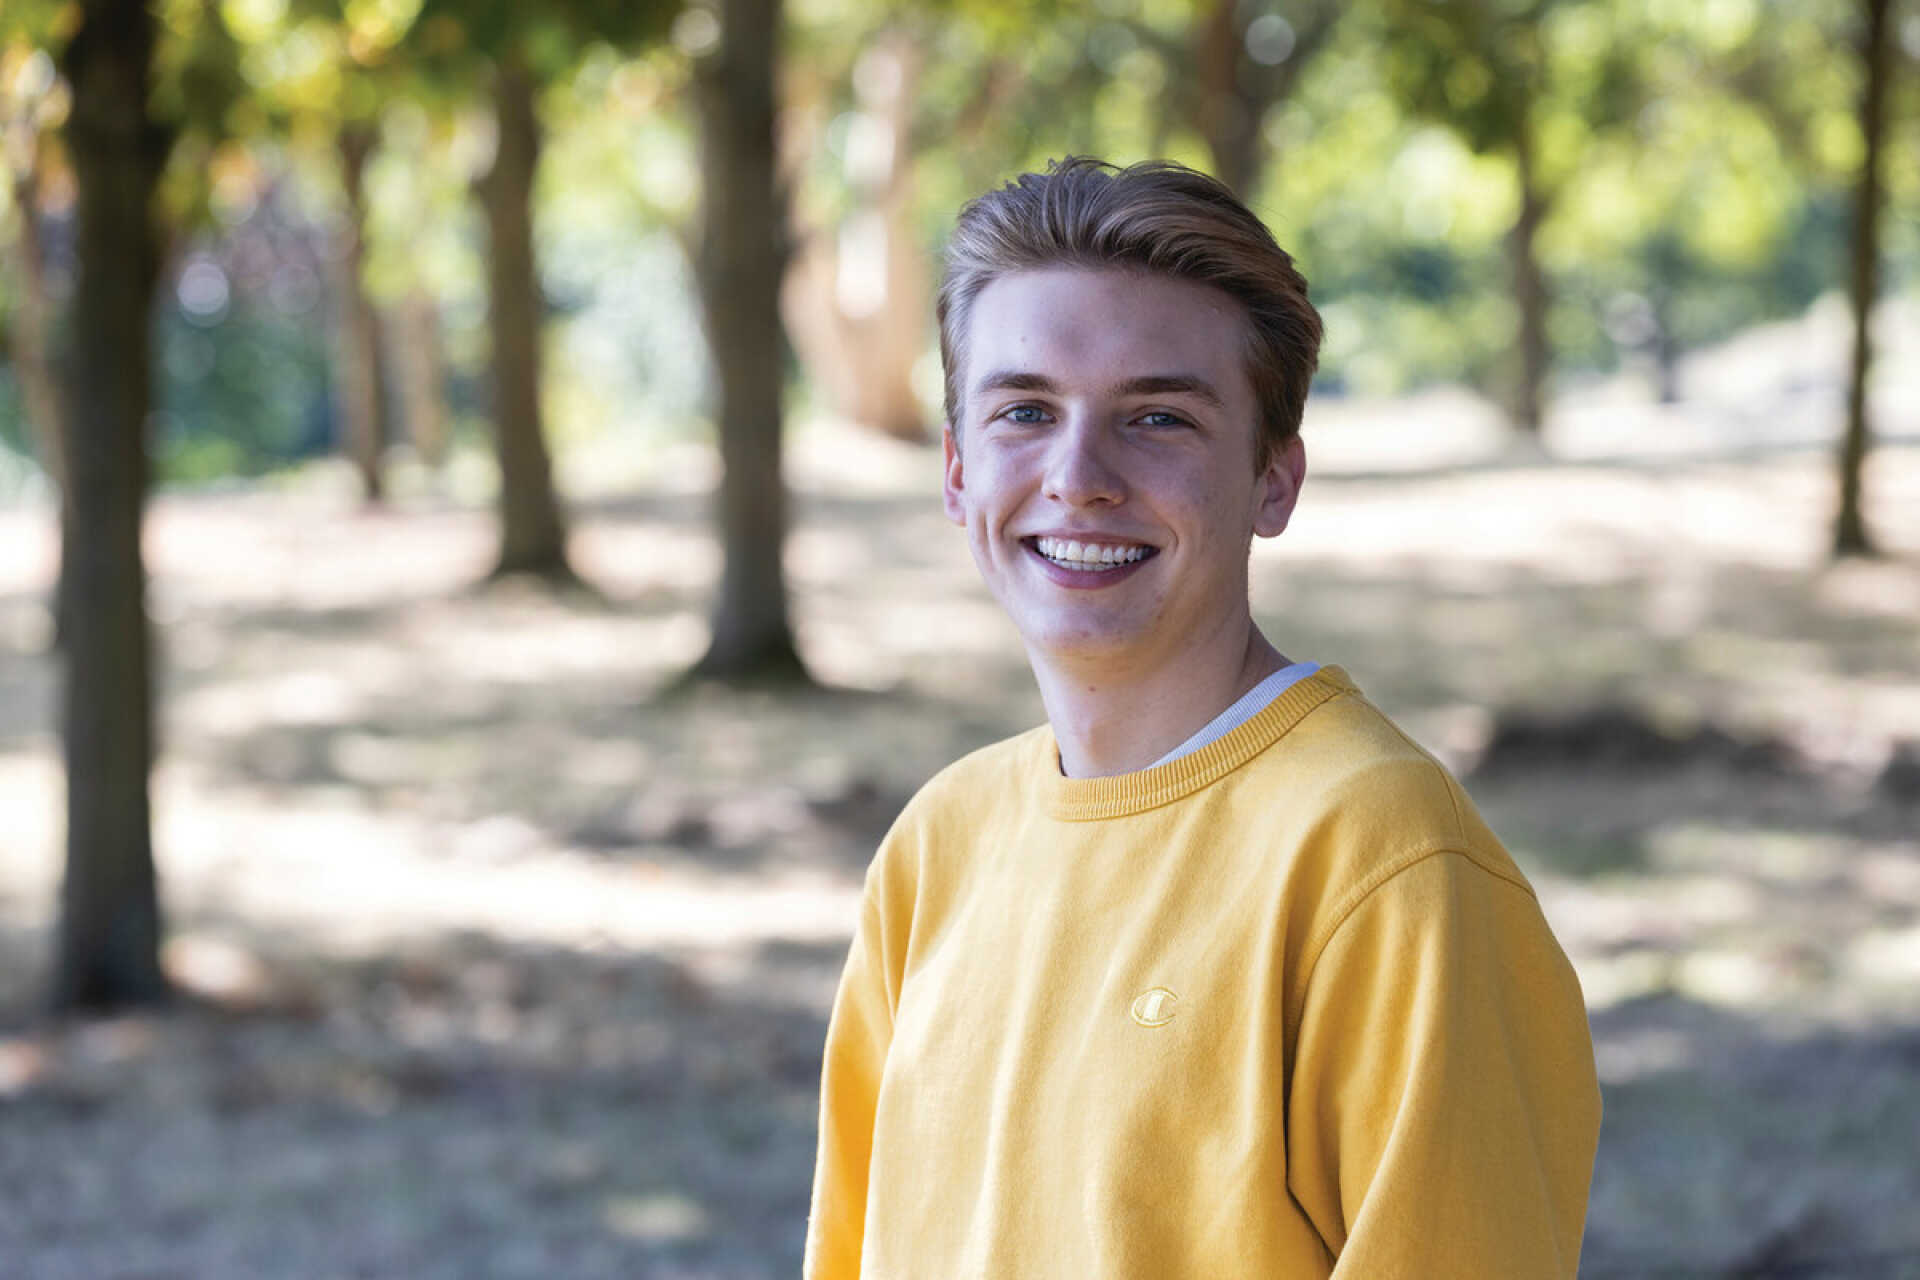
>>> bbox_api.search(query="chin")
[1021,619,1151,665]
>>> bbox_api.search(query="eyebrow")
[1113,374,1225,408]
[973,370,1060,398]
[971,370,1226,408]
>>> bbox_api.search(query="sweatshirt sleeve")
[803,884,895,1280]
[1285,849,1601,1279]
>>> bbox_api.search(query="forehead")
[963,268,1253,400]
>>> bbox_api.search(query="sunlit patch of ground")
[0,381,1917,1275]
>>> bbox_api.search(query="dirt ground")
[2,396,1919,1278]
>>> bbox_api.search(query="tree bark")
[1185,0,1338,199]
[480,58,571,579]
[3,125,73,647]
[333,123,387,503]
[1652,312,1681,406]
[54,0,171,1010]
[1194,0,1260,197]
[394,287,449,469]
[5,141,66,495]
[1834,0,1890,558]
[1507,101,1551,435]
[692,0,807,682]
[781,30,928,443]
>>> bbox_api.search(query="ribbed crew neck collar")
[1039,666,1356,821]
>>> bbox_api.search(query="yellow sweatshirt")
[806,667,1600,1278]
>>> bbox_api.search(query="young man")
[805,158,1600,1278]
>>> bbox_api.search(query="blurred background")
[2,0,1918,1274]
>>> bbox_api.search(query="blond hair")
[937,157,1322,469]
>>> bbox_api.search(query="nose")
[1042,415,1125,507]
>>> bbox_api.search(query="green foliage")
[0,368,29,477]
[405,0,681,86]
[153,0,250,137]
[152,245,336,482]
[4,0,1917,487]
[359,99,484,299]
[531,53,708,437]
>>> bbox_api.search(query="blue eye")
[1140,411,1188,428]
[1004,405,1047,424]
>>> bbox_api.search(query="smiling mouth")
[1028,536,1158,571]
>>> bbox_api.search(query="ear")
[942,424,967,526]
[1252,435,1306,539]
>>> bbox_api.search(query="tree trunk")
[481,58,571,579]
[692,0,807,682]
[781,30,928,443]
[1193,0,1260,197]
[55,0,171,1010]
[1185,0,1336,199]
[6,144,66,495]
[1507,103,1551,435]
[1834,0,1890,558]
[1650,296,1681,405]
[4,127,73,647]
[394,288,449,468]
[333,123,386,504]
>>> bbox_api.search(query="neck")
[1033,618,1290,778]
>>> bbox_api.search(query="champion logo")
[1129,987,1179,1028]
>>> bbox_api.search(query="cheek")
[1183,473,1257,556]
[962,456,1020,520]
[1169,469,1236,526]
[957,481,1007,556]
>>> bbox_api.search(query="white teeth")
[1034,536,1150,569]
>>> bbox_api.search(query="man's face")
[943,267,1304,673]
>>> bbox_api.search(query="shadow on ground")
[1583,996,1920,1280]
[0,922,841,1280]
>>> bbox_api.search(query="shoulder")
[1264,682,1529,893]
[1227,683,1545,1015]
[861,723,1051,900]
[1253,694,1586,1061]
[919,723,1052,809]
[893,722,1050,839]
